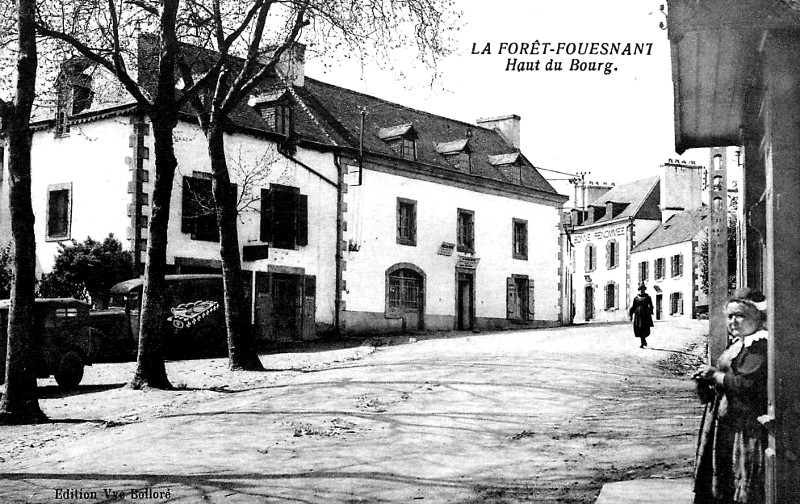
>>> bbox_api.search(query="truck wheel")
[54,351,84,389]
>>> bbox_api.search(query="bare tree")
[36,0,209,389]
[174,0,457,367]
[0,0,46,424]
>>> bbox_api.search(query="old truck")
[88,274,228,361]
[0,298,103,389]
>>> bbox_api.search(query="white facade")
[631,233,707,320]
[18,114,339,338]
[342,163,564,333]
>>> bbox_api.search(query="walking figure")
[629,284,654,348]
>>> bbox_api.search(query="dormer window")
[436,139,471,173]
[488,152,522,183]
[54,60,95,138]
[249,90,293,137]
[377,123,417,161]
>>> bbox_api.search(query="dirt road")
[0,320,707,503]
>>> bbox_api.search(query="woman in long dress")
[693,287,768,504]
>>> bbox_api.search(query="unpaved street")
[0,320,707,503]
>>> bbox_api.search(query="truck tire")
[54,351,84,389]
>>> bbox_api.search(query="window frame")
[181,174,219,243]
[606,239,620,269]
[512,218,528,260]
[396,197,417,246]
[45,182,73,242]
[670,253,684,278]
[638,261,649,284]
[457,208,475,253]
[260,183,308,250]
[655,257,666,281]
[585,243,597,273]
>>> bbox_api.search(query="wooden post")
[762,30,800,504]
[707,147,728,364]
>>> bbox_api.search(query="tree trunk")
[0,0,46,424]
[207,126,263,371]
[129,116,177,389]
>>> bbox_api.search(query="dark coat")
[629,294,654,338]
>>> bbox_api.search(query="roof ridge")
[304,76,500,134]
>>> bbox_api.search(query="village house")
[0,36,568,339]
[565,160,703,323]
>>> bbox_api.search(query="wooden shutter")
[679,254,684,276]
[606,242,611,269]
[302,275,316,340]
[584,246,590,272]
[260,188,272,242]
[614,242,620,268]
[527,280,535,320]
[614,283,619,309]
[410,202,417,244]
[297,194,308,246]
[181,178,193,234]
[506,277,518,319]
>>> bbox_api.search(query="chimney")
[660,159,703,223]
[266,42,305,87]
[477,114,521,149]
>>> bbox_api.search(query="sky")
[304,0,710,200]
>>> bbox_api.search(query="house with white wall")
[1,36,569,339]
[566,160,704,323]
[631,208,708,320]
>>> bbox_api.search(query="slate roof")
[32,36,563,199]
[577,176,661,226]
[632,208,708,252]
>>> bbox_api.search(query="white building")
[631,209,709,319]
[1,37,569,338]
[565,160,704,323]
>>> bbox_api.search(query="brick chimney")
[477,114,521,149]
[660,159,703,222]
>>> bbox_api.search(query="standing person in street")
[629,284,654,348]
[692,287,768,504]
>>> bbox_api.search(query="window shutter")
[297,194,308,246]
[260,188,273,242]
[584,246,590,272]
[181,178,193,234]
[614,283,619,309]
[527,280,535,320]
[606,242,611,269]
[410,202,417,243]
[679,254,684,276]
[506,277,517,318]
[614,243,620,268]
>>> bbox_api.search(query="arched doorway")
[386,263,425,331]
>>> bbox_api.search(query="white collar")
[742,330,768,348]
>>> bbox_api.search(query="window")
[605,281,619,310]
[670,292,684,315]
[387,268,423,314]
[260,104,292,136]
[655,257,666,280]
[638,261,649,284]
[457,209,475,253]
[396,198,417,246]
[585,244,597,272]
[389,138,417,161]
[506,276,534,320]
[606,239,620,269]
[260,184,308,249]
[513,218,528,260]
[46,183,72,241]
[0,142,4,185]
[181,175,218,242]
[671,253,684,277]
